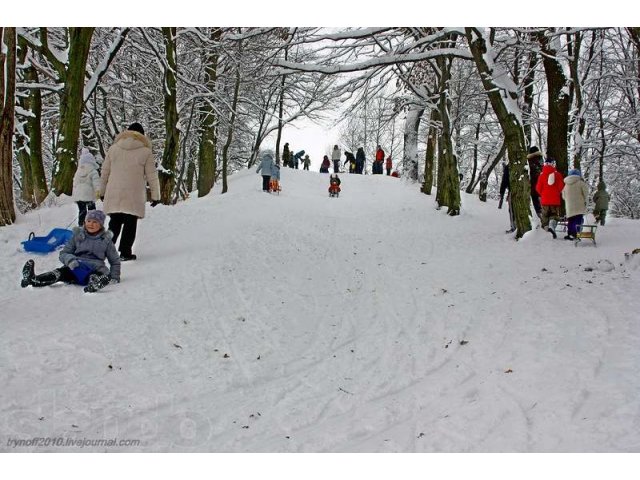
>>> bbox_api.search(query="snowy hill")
[1,167,639,455]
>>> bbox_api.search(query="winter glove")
[150,200,160,207]
[68,259,80,270]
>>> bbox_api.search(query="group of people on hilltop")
[21,122,161,293]
[280,143,395,176]
[281,143,311,170]
[499,145,610,239]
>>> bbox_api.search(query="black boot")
[84,273,110,293]
[31,269,62,287]
[21,259,35,288]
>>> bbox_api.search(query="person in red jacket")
[385,155,392,175]
[535,158,564,238]
[374,145,385,174]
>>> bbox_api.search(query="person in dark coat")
[282,143,291,168]
[20,210,120,292]
[320,155,331,173]
[292,150,304,169]
[527,146,544,217]
[355,147,365,174]
[344,151,356,173]
[593,181,610,226]
[499,161,516,233]
[536,158,565,238]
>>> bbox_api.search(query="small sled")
[575,224,598,247]
[22,228,73,253]
[269,179,281,195]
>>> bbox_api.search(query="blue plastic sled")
[22,228,73,253]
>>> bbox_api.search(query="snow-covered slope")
[1,167,639,453]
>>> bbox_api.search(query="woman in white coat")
[100,123,161,261]
[72,148,101,226]
[562,168,589,240]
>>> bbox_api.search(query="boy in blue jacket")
[21,210,121,293]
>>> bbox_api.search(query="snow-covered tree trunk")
[435,56,460,215]
[403,106,424,181]
[159,27,180,204]
[221,38,242,195]
[0,27,16,225]
[197,28,221,198]
[50,28,94,195]
[422,108,438,195]
[16,37,47,208]
[536,29,571,176]
[466,27,531,237]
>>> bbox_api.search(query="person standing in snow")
[498,161,516,233]
[302,154,311,171]
[355,147,365,174]
[20,210,120,292]
[320,155,331,173]
[344,151,356,174]
[536,158,564,239]
[593,181,610,226]
[256,149,275,192]
[527,146,544,218]
[282,143,291,168]
[73,148,101,226]
[562,169,589,240]
[331,145,341,173]
[100,122,161,261]
[385,155,393,176]
[373,145,385,174]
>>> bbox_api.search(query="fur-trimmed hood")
[113,130,152,150]
[72,225,114,242]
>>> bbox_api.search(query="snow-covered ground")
[1,167,639,469]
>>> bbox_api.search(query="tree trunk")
[536,29,571,176]
[434,56,460,215]
[52,27,94,195]
[522,49,537,146]
[0,28,17,225]
[197,28,221,197]
[17,37,48,207]
[422,108,438,195]
[403,106,424,181]
[159,27,180,203]
[221,48,242,195]
[466,101,489,193]
[466,28,531,237]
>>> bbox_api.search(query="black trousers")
[108,212,138,256]
[261,175,271,191]
[77,201,96,226]
[31,266,76,287]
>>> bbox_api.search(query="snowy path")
[1,168,639,452]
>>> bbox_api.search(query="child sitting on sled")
[20,210,121,293]
[328,173,341,197]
